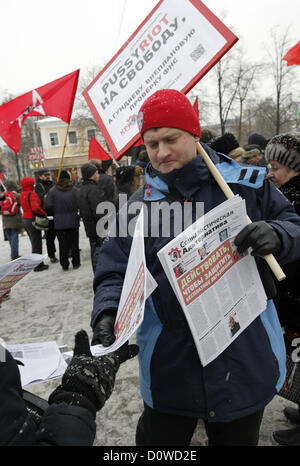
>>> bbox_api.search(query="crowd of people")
[1,88,300,446]
[0,159,145,273]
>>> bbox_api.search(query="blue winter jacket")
[92,144,300,422]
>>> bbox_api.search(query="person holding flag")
[91,89,300,446]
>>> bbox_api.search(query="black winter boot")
[273,425,300,446]
[34,263,49,272]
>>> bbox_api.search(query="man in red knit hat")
[137,89,201,174]
[91,89,300,446]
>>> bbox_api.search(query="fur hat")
[81,163,98,180]
[242,148,261,159]
[265,134,300,171]
[209,133,239,155]
[137,89,201,138]
[244,144,262,153]
[200,128,218,144]
[116,165,143,195]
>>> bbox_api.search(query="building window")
[87,128,96,142]
[49,132,59,147]
[68,131,78,145]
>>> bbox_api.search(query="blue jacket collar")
[144,143,219,201]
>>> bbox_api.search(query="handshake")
[49,329,138,418]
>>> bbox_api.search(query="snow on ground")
[0,217,296,446]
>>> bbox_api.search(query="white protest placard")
[83,0,238,159]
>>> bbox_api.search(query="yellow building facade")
[36,117,107,180]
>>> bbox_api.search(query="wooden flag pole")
[0,176,6,191]
[57,123,70,183]
[196,141,286,282]
[109,153,120,168]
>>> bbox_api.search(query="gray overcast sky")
[0,0,299,95]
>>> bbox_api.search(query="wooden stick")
[109,153,120,168]
[196,142,286,282]
[0,179,6,191]
[57,123,70,183]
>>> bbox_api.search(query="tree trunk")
[238,99,243,142]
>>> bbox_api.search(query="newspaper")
[65,208,157,359]
[157,196,267,366]
[5,341,68,387]
[0,254,47,298]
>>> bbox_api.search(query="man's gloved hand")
[91,309,116,347]
[234,221,281,257]
[48,330,138,418]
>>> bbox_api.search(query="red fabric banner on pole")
[193,97,199,118]
[0,69,80,153]
[88,136,112,161]
[283,41,300,66]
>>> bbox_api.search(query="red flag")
[88,137,112,161]
[0,69,80,153]
[283,41,300,66]
[193,97,199,119]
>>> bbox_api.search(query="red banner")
[88,137,112,161]
[283,41,300,66]
[193,97,199,118]
[0,69,79,153]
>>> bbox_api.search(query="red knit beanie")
[137,89,201,139]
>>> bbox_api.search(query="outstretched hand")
[48,330,139,418]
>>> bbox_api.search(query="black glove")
[48,330,138,418]
[91,309,116,347]
[234,221,281,257]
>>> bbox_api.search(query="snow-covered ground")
[0,218,296,446]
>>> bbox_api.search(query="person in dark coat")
[77,163,107,272]
[88,158,116,206]
[0,319,138,446]
[132,149,150,173]
[265,134,300,446]
[115,165,144,211]
[91,90,300,446]
[35,169,58,263]
[247,133,268,167]
[46,170,80,271]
